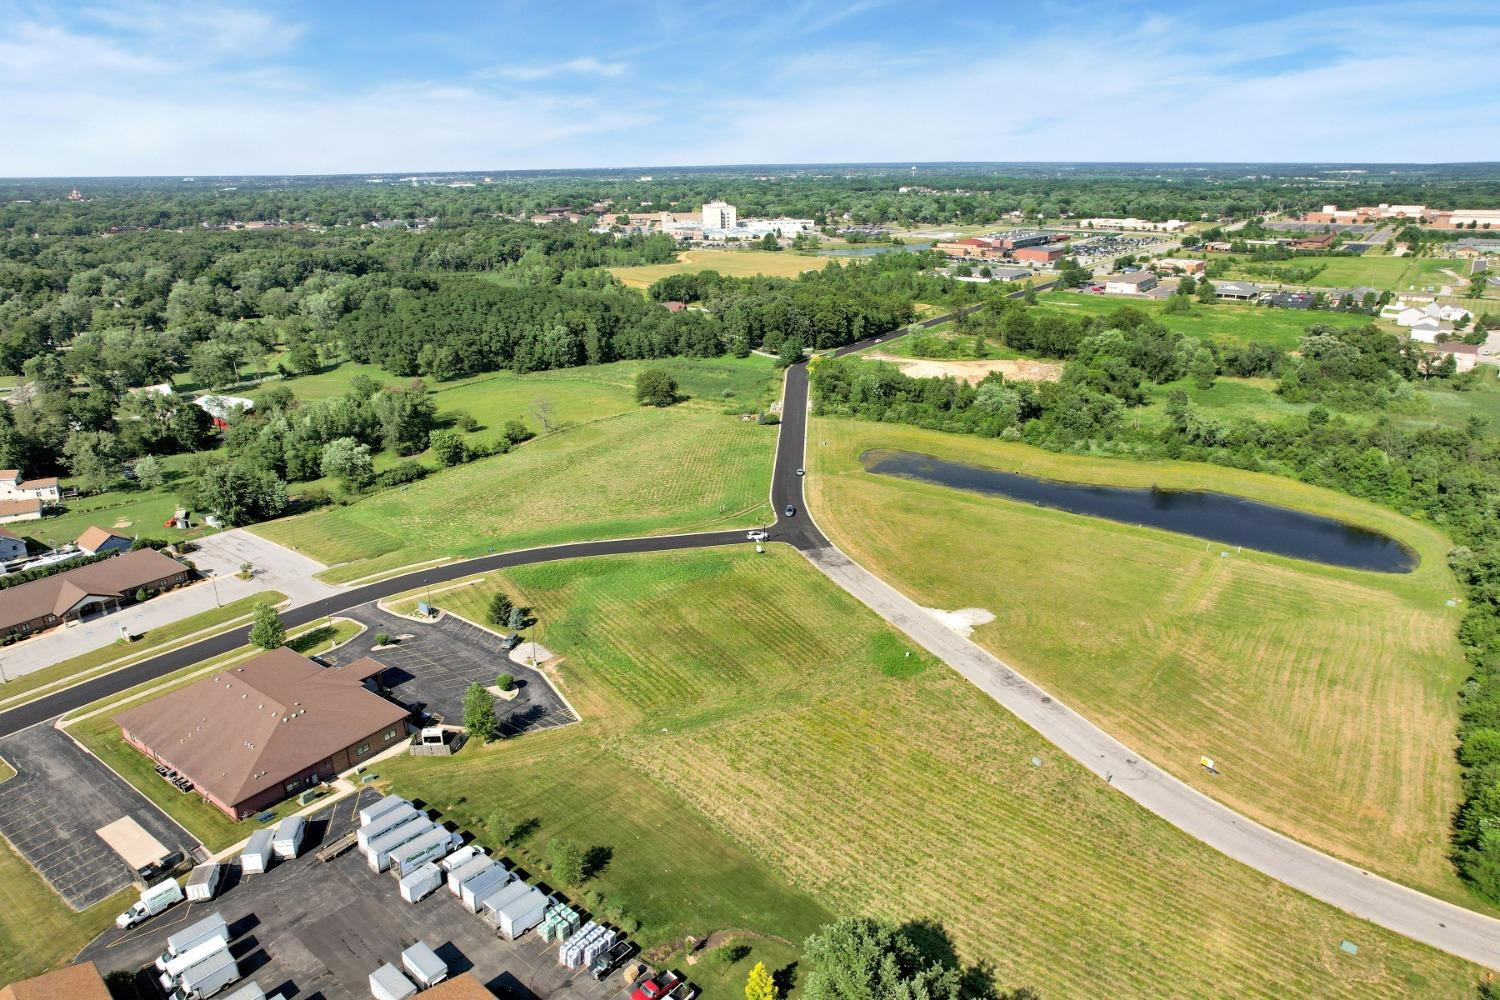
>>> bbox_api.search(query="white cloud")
[482,57,629,82]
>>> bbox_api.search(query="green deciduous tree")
[429,428,468,466]
[63,429,123,494]
[547,838,584,884]
[463,682,498,741]
[133,454,165,491]
[635,367,680,407]
[190,464,289,526]
[249,601,285,650]
[320,437,374,489]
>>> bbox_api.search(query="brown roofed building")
[116,648,410,819]
[420,975,494,1000]
[0,548,189,639]
[0,962,113,1000]
[75,526,133,556]
[1292,232,1335,250]
[0,498,42,524]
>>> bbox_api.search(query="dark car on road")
[590,940,637,980]
[783,504,796,517]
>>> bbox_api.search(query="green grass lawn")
[807,417,1476,912]
[24,451,215,550]
[379,548,1478,998]
[251,407,777,583]
[875,322,1022,361]
[0,837,134,984]
[1037,290,1378,349]
[1222,255,1462,292]
[0,592,284,709]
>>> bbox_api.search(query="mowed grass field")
[608,249,843,289]
[1223,255,1462,292]
[252,407,776,582]
[806,418,1475,908]
[0,837,132,985]
[1037,290,1380,349]
[380,549,1479,998]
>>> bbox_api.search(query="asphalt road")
[8,280,1500,969]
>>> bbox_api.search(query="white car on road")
[746,530,768,542]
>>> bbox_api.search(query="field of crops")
[805,418,1474,909]
[608,249,842,289]
[380,548,1479,998]
[251,408,776,582]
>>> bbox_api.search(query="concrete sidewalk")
[0,530,340,681]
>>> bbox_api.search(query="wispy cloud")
[481,57,629,82]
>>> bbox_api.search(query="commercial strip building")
[0,547,190,640]
[115,647,410,819]
[1103,272,1159,295]
[1211,280,1260,301]
[1073,217,1187,232]
[1151,257,1206,275]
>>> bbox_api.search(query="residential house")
[194,394,255,430]
[75,526,134,556]
[0,470,60,505]
[0,525,27,561]
[0,499,41,525]
[115,647,410,819]
[1430,342,1480,372]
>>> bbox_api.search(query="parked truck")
[369,964,417,1000]
[445,857,493,896]
[116,878,184,929]
[476,879,531,930]
[272,815,306,860]
[400,942,447,989]
[398,863,443,904]
[387,828,461,879]
[363,816,434,873]
[459,866,511,912]
[437,844,481,872]
[219,982,267,1000]
[170,948,239,1000]
[359,794,408,827]
[240,829,276,876]
[185,863,225,903]
[357,804,420,851]
[156,912,230,971]
[159,937,234,988]
[493,885,548,941]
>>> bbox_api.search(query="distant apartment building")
[1151,257,1206,275]
[702,200,737,230]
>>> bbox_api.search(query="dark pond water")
[862,449,1416,573]
[821,241,934,257]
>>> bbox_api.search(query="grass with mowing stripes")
[379,548,1479,998]
[806,417,1478,910]
[1037,290,1380,349]
[1222,255,1462,292]
[0,592,284,709]
[0,837,134,984]
[252,408,776,583]
[608,249,844,289]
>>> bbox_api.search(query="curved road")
[3,296,1499,969]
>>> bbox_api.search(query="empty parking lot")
[82,789,627,1000]
[0,726,199,909]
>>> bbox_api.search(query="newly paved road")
[6,285,1500,969]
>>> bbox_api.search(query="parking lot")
[328,604,576,735]
[81,789,627,1000]
[0,725,199,909]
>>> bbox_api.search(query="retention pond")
[862,449,1416,573]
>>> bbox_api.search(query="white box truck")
[359,794,407,827]
[363,817,434,873]
[240,829,276,875]
[159,937,234,989]
[272,816,305,860]
[460,866,511,912]
[400,942,447,989]
[477,879,531,929]
[219,982,265,1000]
[369,964,417,1000]
[398,863,443,904]
[185,863,225,903]
[171,948,239,1000]
[445,857,493,896]
[116,878,184,929]
[388,829,460,879]
[494,886,548,941]
[157,912,230,971]
[357,804,420,851]
[437,844,481,872]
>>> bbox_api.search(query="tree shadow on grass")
[582,845,613,879]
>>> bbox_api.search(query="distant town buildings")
[1103,272,1158,295]
[702,200,737,230]
[1075,218,1187,232]
[1302,204,1499,229]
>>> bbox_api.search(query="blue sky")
[0,0,1496,176]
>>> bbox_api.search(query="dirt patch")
[112,519,133,529]
[921,606,997,637]
[864,351,1063,385]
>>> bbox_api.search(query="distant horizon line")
[4,159,1500,183]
